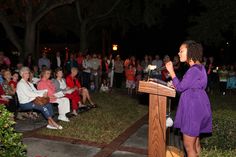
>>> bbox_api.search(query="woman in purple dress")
[166,40,212,157]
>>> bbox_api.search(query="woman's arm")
[172,67,200,92]
[17,81,44,98]
[166,61,200,92]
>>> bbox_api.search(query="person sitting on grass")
[100,78,109,93]
[16,67,62,130]
[66,67,97,109]
[37,68,70,122]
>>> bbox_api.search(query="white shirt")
[16,79,47,104]
[59,79,67,90]
[82,59,91,73]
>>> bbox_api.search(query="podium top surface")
[138,81,176,97]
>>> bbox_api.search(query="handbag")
[33,96,50,106]
[25,81,49,106]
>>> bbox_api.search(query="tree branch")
[75,0,83,23]
[87,15,114,32]
[87,0,122,23]
[33,0,75,24]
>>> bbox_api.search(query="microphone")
[156,65,167,71]
[145,61,177,72]
[155,61,177,71]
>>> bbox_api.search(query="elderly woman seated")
[66,67,97,108]
[16,67,62,130]
[37,68,70,122]
[53,67,97,115]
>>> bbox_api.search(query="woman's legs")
[81,87,94,105]
[55,97,70,121]
[195,137,201,156]
[183,134,198,157]
[20,102,61,128]
[66,92,80,110]
[55,98,70,116]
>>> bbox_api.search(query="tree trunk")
[79,22,88,52]
[24,22,36,60]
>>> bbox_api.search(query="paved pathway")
[15,113,149,157]
[15,113,183,157]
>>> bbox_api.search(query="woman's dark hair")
[182,40,203,63]
[54,67,63,78]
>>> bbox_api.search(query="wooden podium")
[138,81,177,157]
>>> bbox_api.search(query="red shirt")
[9,80,17,88]
[126,68,135,81]
[0,85,8,104]
[66,75,81,89]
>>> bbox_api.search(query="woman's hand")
[50,95,56,99]
[43,92,48,97]
[73,86,79,91]
[167,81,175,89]
[165,61,174,72]
[0,97,9,102]
[165,61,176,79]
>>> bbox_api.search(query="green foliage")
[201,148,236,157]
[200,94,236,156]
[188,0,236,46]
[0,105,26,157]
[201,110,236,150]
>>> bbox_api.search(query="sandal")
[90,103,97,108]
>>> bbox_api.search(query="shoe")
[78,104,87,108]
[72,110,78,116]
[46,125,58,130]
[16,113,26,120]
[57,125,63,130]
[90,103,97,108]
[58,115,70,122]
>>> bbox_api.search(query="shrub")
[201,148,236,157]
[0,105,26,157]
[201,110,236,150]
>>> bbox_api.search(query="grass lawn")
[200,92,236,156]
[36,90,148,144]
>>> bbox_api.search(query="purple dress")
[173,64,212,136]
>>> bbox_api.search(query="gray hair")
[19,67,30,77]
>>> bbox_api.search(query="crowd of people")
[0,48,235,130]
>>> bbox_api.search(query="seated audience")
[16,67,62,130]
[9,72,19,93]
[0,84,17,117]
[37,68,70,122]
[2,70,18,116]
[53,68,81,116]
[2,69,16,96]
